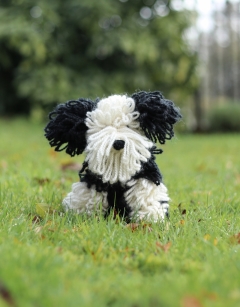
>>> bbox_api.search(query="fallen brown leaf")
[33,177,50,185]
[178,203,187,215]
[32,215,42,224]
[201,291,218,301]
[142,223,153,232]
[126,223,140,232]
[0,282,16,306]
[182,296,203,307]
[61,162,81,171]
[57,247,63,253]
[229,233,240,245]
[156,241,171,252]
[126,223,153,232]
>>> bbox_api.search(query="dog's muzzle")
[113,140,125,150]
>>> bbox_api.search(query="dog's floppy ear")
[44,98,97,157]
[132,91,182,144]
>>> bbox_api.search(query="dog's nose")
[113,140,125,150]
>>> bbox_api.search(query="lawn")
[0,118,240,307]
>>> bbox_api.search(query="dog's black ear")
[44,98,96,157]
[132,91,182,144]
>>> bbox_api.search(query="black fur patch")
[79,154,163,221]
[106,183,132,222]
[132,91,182,144]
[80,167,109,193]
[80,167,131,221]
[44,98,96,156]
[132,153,162,186]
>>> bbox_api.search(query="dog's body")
[45,91,181,222]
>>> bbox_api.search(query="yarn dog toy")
[45,91,181,222]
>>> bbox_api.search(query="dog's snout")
[113,140,125,150]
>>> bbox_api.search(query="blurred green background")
[0,0,240,132]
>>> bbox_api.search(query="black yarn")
[80,168,110,193]
[132,153,163,186]
[132,91,182,144]
[106,183,132,222]
[78,152,163,221]
[44,98,96,156]
[150,145,163,155]
[79,166,132,221]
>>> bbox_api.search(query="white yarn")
[85,95,153,184]
[63,182,108,215]
[124,179,169,222]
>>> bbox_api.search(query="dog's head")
[45,91,181,184]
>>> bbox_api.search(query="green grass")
[0,118,240,307]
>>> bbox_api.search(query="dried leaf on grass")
[0,282,16,306]
[178,203,187,215]
[126,223,139,232]
[156,241,171,252]
[201,291,218,301]
[229,233,240,245]
[33,177,50,185]
[61,162,81,171]
[142,224,153,232]
[33,221,56,238]
[126,223,153,232]
[32,215,41,224]
[182,296,203,307]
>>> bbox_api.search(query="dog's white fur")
[125,179,169,222]
[85,95,153,183]
[63,182,108,215]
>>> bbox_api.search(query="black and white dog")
[45,91,181,222]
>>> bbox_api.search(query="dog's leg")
[124,179,170,222]
[63,182,108,215]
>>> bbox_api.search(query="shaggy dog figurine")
[45,91,181,222]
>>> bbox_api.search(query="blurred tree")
[207,1,240,102]
[0,0,198,115]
